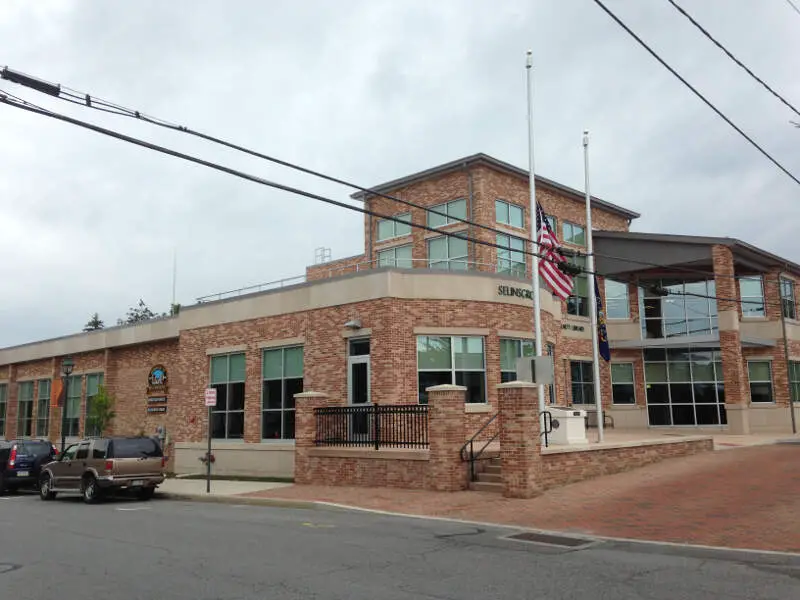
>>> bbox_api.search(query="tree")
[86,384,116,437]
[83,313,105,332]
[117,299,157,325]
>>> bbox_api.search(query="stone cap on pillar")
[426,384,467,392]
[497,381,538,389]
[294,391,328,400]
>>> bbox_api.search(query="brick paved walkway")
[244,445,800,552]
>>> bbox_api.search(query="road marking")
[116,506,151,511]
[301,521,335,529]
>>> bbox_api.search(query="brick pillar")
[498,381,543,498]
[6,365,17,439]
[713,245,749,433]
[294,391,331,485]
[427,384,467,491]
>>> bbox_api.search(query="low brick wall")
[464,408,497,443]
[304,448,437,489]
[541,437,714,490]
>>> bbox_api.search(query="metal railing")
[460,412,499,482]
[540,410,553,448]
[314,404,429,450]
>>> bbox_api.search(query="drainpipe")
[367,193,373,267]
[466,162,474,270]
[780,263,798,434]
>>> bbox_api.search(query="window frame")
[494,199,524,229]
[64,375,82,438]
[567,254,589,317]
[209,353,246,440]
[790,361,800,404]
[84,372,104,438]
[604,279,630,320]
[610,362,636,405]
[417,335,486,404]
[747,360,774,404]
[427,199,467,228]
[496,233,526,277]
[17,381,35,438]
[738,275,765,318]
[499,338,556,403]
[36,379,51,437]
[427,235,468,271]
[780,277,796,320]
[261,345,304,441]
[562,221,586,247]
[376,212,412,242]
[570,360,595,405]
[640,279,718,339]
[377,244,413,269]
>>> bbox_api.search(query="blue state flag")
[594,275,611,362]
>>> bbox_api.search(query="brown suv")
[39,436,165,503]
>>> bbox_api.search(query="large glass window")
[495,200,524,228]
[64,375,82,438]
[496,233,526,277]
[17,381,34,438]
[84,373,104,437]
[739,276,765,317]
[210,353,246,439]
[562,221,586,246]
[781,277,796,320]
[644,348,725,426]
[604,279,630,319]
[570,361,594,404]
[748,361,773,403]
[790,361,800,403]
[262,346,303,440]
[428,235,468,271]
[376,213,411,241]
[0,384,5,438]
[36,379,51,437]
[428,199,467,228]
[417,336,485,404]
[611,363,636,404]
[500,339,555,403]
[378,244,412,268]
[641,279,718,339]
[567,255,589,317]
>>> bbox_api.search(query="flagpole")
[526,50,546,418]
[584,130,604,443]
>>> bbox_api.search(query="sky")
[1,0,798,348]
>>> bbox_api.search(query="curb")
[156,491,320,510]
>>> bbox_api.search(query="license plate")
[15,470,29,477]
[130,480,144,487]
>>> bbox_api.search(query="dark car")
[0,439,58,494]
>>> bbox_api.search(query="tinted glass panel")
[418,371,451,404]
[228,382,245,411]
[264,380,282,410]
[110,438,163,458]
[671,404,695,426]
[455,371,486,404]
[417,336,451,370]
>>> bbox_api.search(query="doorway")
[347,338,371,438]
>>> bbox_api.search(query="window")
[496,233,526,277]
[417,336,485,404]
[748,361,773,403]
[499,339,556,403]
[567,255,589,317]
[781,277,796,320]
[739,276,765,317]
[75,443,89,460]
[604,279,630,319]
[570,361,595,404]
[210,353,246,439]
[64,375,82,438]
[641,279,718,339]
[546,215,557,233]
[428,235,468,271]
[378,244,412,268]
[36,380,51,437]
[495,200,524,228]
[109,437,162,458]
[428,199,467,228]
[92,439,108,459]
[376,213,411,241]
[0,383,6,438]
[262,346,303,440]
[84,373,104,437]
[62,444,78,460]
[790,361,800,403]
[611,363,636,404]
[562,221,586,246]
[17,381,34,438]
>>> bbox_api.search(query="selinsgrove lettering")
[498,285,533,300]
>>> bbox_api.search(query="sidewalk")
[157,478,293,501]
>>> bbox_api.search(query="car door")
[70,442,91,489]
[49,444,78,487]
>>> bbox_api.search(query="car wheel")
[137,487,155,501]
[39,474,56,501]
[81,476,101,504]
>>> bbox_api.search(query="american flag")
[535,203,574,300]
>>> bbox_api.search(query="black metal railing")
[460,412,499,482]
[314,404,429,449]
[540,410,553,448]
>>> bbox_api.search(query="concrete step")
[482,465,501,475]
[469,481,503,493]
[476,472,502,484]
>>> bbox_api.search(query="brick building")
[0,153,798,478]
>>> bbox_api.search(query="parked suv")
[39,436,165,503]
[0,439,58,494]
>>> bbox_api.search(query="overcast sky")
[1,0,798,348]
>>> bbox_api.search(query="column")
[498,381,543,498]
[6,365,17,439]
[713,245,749,434]
[293,391,332,485]
[427,384,467,492]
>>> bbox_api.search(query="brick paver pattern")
[245,445,800,552]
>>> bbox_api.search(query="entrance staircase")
[468,456,503,492]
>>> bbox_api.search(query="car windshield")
[16,441,52,455]
[109,438,163,458]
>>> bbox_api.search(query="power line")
[665,0,800,120]
[591,0,800,187]
[786,0,800,17]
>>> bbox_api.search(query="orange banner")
[51,379,64,408]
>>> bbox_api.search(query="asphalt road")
[1,492,799,599]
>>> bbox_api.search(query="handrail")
[540,410,553,448]
[460,412,499,482]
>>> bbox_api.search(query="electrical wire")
[786,0,800,17]
[665,0,800,120]
[592,0,800,187]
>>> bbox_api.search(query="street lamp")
[60,356,74,453]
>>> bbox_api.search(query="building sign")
[562,324,585,332]
[147,365,168,395]
[147,404,167,414]
[497,285,533,300]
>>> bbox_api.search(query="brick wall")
[306,254,368,282]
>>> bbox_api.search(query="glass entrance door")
[347,338,371,437]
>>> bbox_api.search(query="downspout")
[367,193,373,267]
[466,162,474,269]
